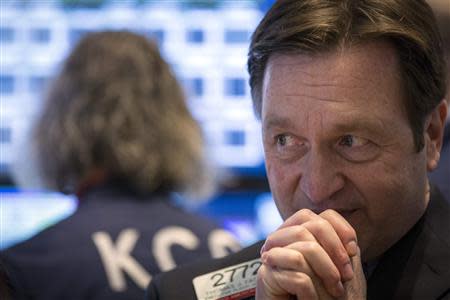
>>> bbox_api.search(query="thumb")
[343,247,367,299]
[352,247,364,280]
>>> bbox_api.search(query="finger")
[319,209,358,256]
[279,209,357,257]
[256,264,287,300]
[262,245,345,298]
[344,246,367,298]
[352,247,364,278]
[262,225,316,253]
[261,209,318,255]
[261,209,354,281]
[287,242,345,298]
[257,264,319,300]
[301,218,354,281]
[278,208,318,229]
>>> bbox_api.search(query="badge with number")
[192,258,262,300]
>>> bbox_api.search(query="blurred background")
[0,0,283,250]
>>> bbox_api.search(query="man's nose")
[299,150,345,204]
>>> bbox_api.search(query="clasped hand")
[256,209,366,299]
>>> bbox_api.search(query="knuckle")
[327,268,341,283]
[264,248,278,265]
[309,218,330,235]
[257,264,268,277]
[320,209,345,221]
[295,272,313,287]
[294,275,316,299]
[321,209,338,218]
[294,225,308,240]
[344,226,357,240]
[302,241,321,254]
[264,235,275,250]
[335,248,350,264]
[295,209,315,221]
[294,252,306,269]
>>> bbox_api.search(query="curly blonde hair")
[34,31,212,198]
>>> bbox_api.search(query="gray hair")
[34,30,213,199]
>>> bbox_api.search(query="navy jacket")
[146,186,450,300]
[429,123,450,201]
[1,184,240,299]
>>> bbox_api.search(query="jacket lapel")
[367,187,450,299]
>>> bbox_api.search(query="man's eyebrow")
[333,118,386,135]
[262,116,296,132]
[263,116,386,135]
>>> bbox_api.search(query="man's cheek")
[267,160,287,185]
[267,159,302,211]
[267,164,290,199]
[267,158,297,186]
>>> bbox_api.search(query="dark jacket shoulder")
[368,186,450,300]
[148,187,450,300]
[1,185,236,300]
[147,241,264,300]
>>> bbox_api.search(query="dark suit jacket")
[1,184,237,300]
[146,187,450,300]
[429,123,450,202]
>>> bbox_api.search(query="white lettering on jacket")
[92,227,241,291]
[152,226,200,272]
[92,229,151,291]
[208,229,242,258]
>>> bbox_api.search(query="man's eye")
[337,134,379,162]
[272,134,307,160]
[339,135,369,147]
[276,134,288,146]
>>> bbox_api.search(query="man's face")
[261,41,431,261]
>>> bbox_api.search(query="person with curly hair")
[1,31,240,300]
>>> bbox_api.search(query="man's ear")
[425,99,448,171]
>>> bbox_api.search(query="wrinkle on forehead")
[262,41,402,106]
[264,64,364,106]
[261,41,408,140]
[284,93,345,103]
[262,49,406,125]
